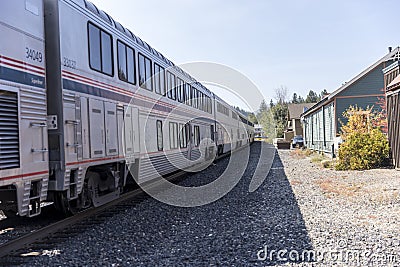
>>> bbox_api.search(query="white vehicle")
[0,0,254,217]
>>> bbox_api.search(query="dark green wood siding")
[337,64,385,97]
[335,96,383,134]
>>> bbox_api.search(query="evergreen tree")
[291,93,299,104]
[305,90,319,103]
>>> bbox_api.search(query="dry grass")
[315,179,364,198]
[290,148,314,159]
[290,149,306,159]
[290,179,303,186]
[311,154,326,163]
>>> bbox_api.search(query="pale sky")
[89,0,400,111]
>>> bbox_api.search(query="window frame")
[192,88,198,108]
[88,22,114,77]
[157,120,163,151]
[177,78,185,103]
[167,71,176,100]
[179,123,188,148]
[185,83,192,106]
[138,52,153,91]
[154,63,166,96]
[169,122,179,149]
[194,125,200,147]
[117,40,136,85]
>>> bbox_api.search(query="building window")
[169,122,178,149]
[138,53,152,90]
[117,41,136,84]
[157,120,163,151]
[88,22,113,76]
[194,125,200,147]
[154,63,165,95]
[167,71,176,100]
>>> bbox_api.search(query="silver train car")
[0,0,254,217]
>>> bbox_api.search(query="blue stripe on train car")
[0,66,45,89]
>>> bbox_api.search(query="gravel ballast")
[5,142,399,266]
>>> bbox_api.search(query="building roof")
[288,103,317,119]
[302,46,400,117]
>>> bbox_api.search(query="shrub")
[336,106,389,170]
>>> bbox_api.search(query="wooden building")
[301,47,400,154]
[384,51,400,168]
[284,103,316,141]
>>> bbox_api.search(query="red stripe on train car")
[0,171,49,181]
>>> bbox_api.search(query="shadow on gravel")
[122,142,314,266]
[15,142,314,267]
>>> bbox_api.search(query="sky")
[89,0,400,111]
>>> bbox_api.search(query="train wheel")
[53,191,71,216]
[53,174,95,216]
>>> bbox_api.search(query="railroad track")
[0,148,236,264]
[0,170,188,264]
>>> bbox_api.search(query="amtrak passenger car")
[0,0,254,217]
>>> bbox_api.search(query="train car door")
[104,102,118,156]
[64,98,78,163]
[132,107,140,154]
[89,99,105,158]
[80,97,90,159]
[117,105,124,158]
[124,106,134,156]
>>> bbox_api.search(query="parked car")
[292,135,304,148]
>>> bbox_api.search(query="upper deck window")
[154,63,166,95]
[88,22,113,76]
[167,71,176,100]
[117,41,136,85]
[138,53,153,91]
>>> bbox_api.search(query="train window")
[138,53,153,90]
[177,78,184,103]
[101,32,113,75]
[157,120,163,151]
[154,63,165,95]
[167,71,176,100]
[169,122,178,149]
[88,23,113,76]
[198,92,202,110]
[210,125,215,142]
[194,125,200,147]
[192,88,197,108]
[185,83,191,106]
[179,123,188,148]
[117,41,136,85]
[127,47,135,84]
[201,93,205,111]
[197,91,201,110]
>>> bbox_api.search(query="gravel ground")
[5,142,400,266]
[279,149,400,267]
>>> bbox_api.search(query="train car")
[214,96,252,155]
[0,0,49,217]
[0,0,254,217]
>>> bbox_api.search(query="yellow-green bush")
[336,106,389,170]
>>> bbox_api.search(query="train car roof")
[68,0,254,122]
